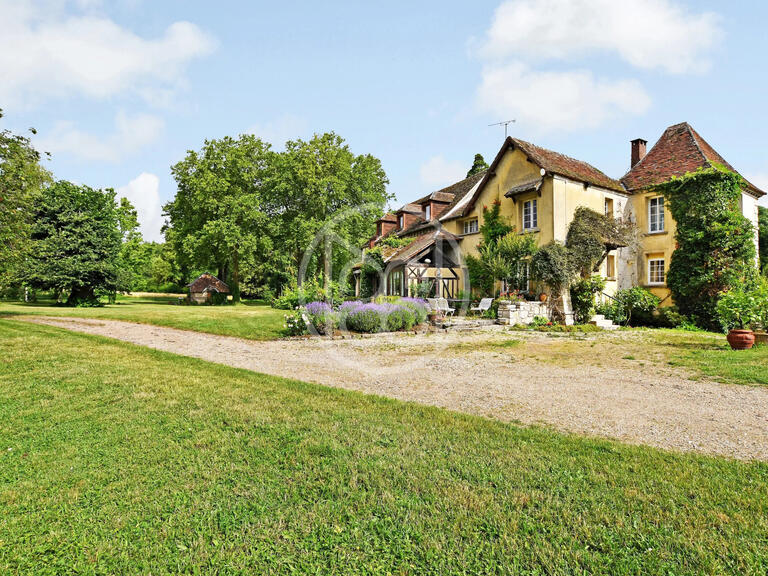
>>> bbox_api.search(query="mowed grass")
[500,328,768,387]
[0,294,286,340]
[647,329,768,386]
[1,319,767,574]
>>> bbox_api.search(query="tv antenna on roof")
[488,119,516,138]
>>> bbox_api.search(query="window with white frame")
[648,258,665,285]
[424,205,431,221]
[398,214,404,229]
[523,199,538,231]
[463,219,479,234]
[604,197,614,217]
[648,197,665,233]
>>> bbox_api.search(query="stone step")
[589,316,618,331]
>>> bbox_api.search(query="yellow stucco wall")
[627,190,676,305]
[439,147,633,298]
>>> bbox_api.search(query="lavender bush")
[304,301,338,335]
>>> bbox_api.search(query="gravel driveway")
[20,316,768,461]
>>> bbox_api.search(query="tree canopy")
[165,132,390,301]
[466,153,489,177]
[0,109,51,287]
[24,181,122,305]
[166,135,276,302]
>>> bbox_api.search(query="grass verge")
[0,295,286,340]
[1,319,766,574]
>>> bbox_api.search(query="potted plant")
[716,288,761,350]
[753,279,768,346]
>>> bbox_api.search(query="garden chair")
[470,297,494,315]
[426,298,439,312]
[437,298,455,317]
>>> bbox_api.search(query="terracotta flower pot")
[754,331,768,346]
[538,293,548,302]
[726,329,755,350]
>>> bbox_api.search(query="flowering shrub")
[283,309,307,336]
[304,301,338,335]
[398,297,430,324]
[344,302,385,333]
[333,298,428,333]
[385,305,416,331]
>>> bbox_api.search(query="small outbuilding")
[187,273,230,304]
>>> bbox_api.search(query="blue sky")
[2,0,767,241]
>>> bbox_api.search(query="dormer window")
[425,205,431,221]
[398,214,404,229]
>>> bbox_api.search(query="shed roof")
[187,273,230,293]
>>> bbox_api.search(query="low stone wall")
[496,300,550,326]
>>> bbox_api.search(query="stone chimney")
[631,138,647,167]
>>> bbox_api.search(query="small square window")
[463,219,479,234]
[648,258,665,285]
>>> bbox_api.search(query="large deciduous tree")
[25,181,122,305]
[165,135,276,302]
[268,132,390,292]
[0,109,52,287]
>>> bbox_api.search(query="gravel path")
[20,316,768,461]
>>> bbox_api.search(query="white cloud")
[481,0,721,75]
[419,156,467,189]
[247,114,307,148]
[474,0,721,133]
[0,0,216,107]
[37,110,164,162]
[117,172,164,242]
[477,62,651,132]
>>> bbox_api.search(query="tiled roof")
[187,273,229,293]
[505,177,543,198]
[460,137,624,217]
[378,213,397,223]
[397,203,423,214]
[434,171,487,221]
[510,138,625,192]
[622,122,765,197]
[385,229,459,264]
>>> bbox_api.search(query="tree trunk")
[296,250,303,288]
[231,250,240,303]
[323,237,332,302]
[67,285,95,306]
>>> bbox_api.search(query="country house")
[354,123,765,305]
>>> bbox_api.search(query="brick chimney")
[631,138,647,167]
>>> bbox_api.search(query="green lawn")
[0,294,286,340]
[1,319,766,574]
[650,329,768,386]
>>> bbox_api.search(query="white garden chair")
[470,297,494,315]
